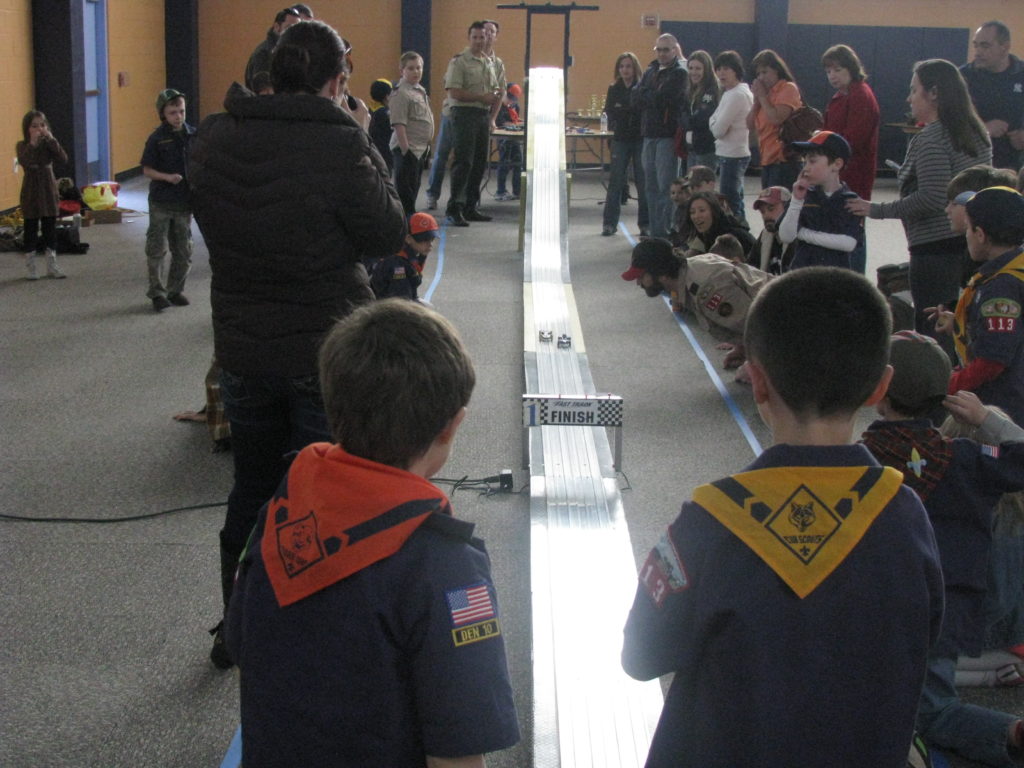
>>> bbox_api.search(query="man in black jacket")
[244,7,301,92]
[638,34,688,239]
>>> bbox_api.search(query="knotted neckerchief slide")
[692,465,902,598]
[261,443,451,607]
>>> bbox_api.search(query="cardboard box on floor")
[84,208,123,225]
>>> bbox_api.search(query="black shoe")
[209,621,234,670]
[639,227,651,238]
[152,296,171,312]
[464,209,492,222]
[601,226,615,237]
[167,293,190,306]
[446,211,469,227]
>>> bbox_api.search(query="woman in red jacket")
[821,44,879,273]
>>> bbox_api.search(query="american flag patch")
[981,444,1001,458]
[446,583,496,627]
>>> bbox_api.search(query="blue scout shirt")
[622,443,943,768]
[861,419,1024,655]
[788,183,862,270]
[227,447,520,766]
[962,247,1024,426]
[140,121,195,205]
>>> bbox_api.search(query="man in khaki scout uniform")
[482,19,507,131]
[444,21,500,227]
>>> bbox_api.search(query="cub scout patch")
[982,298,1020,332]
[275,511,326,577]
[638,533,688,607]
[692,466,902,598]
[446,583,501,646]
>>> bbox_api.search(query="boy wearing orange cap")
[370,212,439,301]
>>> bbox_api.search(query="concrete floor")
[0,170,1020,767]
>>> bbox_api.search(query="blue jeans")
[762,160,800,191]
[686,152,718,172]
[642,137,677,238]
[604,138,648,231]
[496,139,522,196]
[426,114,453,200]
[218,369,331,606]
[917,654,1018,767]
[717,155,750,224]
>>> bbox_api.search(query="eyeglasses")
[654,47,673,53]
[341,38,354,73]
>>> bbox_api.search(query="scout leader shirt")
[622,444,943,768]
[444,48,497,110]
[227,443,520,767]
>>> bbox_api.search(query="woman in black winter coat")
[682,50,721,171]
[601,52,649,237]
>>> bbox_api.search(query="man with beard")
[747,186,795,274]
[245,7,302,92]
[621,238,771,356]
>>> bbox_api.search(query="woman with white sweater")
[709,50,754,223]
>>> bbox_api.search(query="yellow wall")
[1,0,36,211]
[108,0,167,176]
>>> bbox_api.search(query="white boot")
[45,249,65,279]
[25,252,39,280]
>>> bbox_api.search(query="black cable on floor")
[0,501,226,524]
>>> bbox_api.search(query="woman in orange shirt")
[748,49,803,191]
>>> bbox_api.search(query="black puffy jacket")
[636,59,689,139]
[190,84,406,377]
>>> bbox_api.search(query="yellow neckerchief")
[954,248,1024,365]
[692,465,902,598]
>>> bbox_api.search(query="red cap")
[621,265,645,281]
[409,212,440,239]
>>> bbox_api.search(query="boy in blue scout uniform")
[860,331,1024,766]
[370,212,439,301]
[777,131,862,271]
[141,88,195,312]
[936,187,1024,428]
[226,300,520,766]
[622,267,944,767]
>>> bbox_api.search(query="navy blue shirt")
[964,247,1024,426]
[227,501,520,766]
[788,184,862,270]
[961,56,1024,169]
[862,419,1024,655]
[140,121,195,205]
[622,444,942,768]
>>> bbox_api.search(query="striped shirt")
[869,121,991,247]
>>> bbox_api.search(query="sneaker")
[152,295,172,312]
[446,211,469,227]
[25,253,39,281]
[167,293,190,306]
[495,192,513,202]
[208,621,234,670]
[601,226,615,237]
[426,193,438,210]
[464,209,492,222]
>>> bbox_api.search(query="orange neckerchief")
[954,249,1024,365]
[261,443,450,607]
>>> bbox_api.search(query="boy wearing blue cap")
[778,130,862,271]
[931,186,1024,427]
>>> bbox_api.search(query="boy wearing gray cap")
[861,330,1024,766]
[141,89,195,312]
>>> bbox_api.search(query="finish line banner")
[522,394,623,427]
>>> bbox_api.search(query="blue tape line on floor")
[619,225,762,457]
[220,725,241,768]
[423,227,446,303]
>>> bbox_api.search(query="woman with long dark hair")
[848,59,991,343]
[748,49,803,190]
[683,50,721,171]
[190,20,406,669]
[602,52,648,236]
[681,191,756,256]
